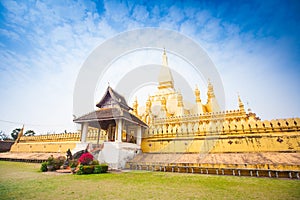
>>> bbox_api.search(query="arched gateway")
[73,86,148,169]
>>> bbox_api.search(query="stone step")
[56,169,71,173]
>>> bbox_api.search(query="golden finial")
[162,47,168,66]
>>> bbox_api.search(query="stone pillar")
[97,128,101,145]
[81,122,89,143]
[136,126,142,146]
[116,119,123,142]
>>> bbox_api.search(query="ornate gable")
[96,86,132,111]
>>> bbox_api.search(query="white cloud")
[0,28,20,41]
[103,0,129,22]
[132,5,149,22]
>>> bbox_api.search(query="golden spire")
[146,95,152,112]
[132,96,138,116]
[177,92,183,107]
[158,48,174,90]
[238,94,245,112]
[207,80,215,100]
[194,85,201,103]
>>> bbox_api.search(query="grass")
[0,161,299,200]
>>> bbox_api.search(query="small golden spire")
[132,96,138,115]
[207,80,215,99]
[238,94,245,112]
[146,95,152,112]
[195,85,201,103]
[177,92,183,107]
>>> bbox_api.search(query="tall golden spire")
[158,48,174,90]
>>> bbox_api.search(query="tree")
[0,131,10,141]
[24,130,35,136]
[11,128,21,141]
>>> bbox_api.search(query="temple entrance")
[92,122,139,144]
[107,124,115,142]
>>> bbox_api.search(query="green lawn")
[0,161,299,200]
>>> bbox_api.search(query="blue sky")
[0,0,299,135]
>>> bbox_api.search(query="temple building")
[72,86,147,168]
[6,50,300,174]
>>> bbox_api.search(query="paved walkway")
[0,152,65,162]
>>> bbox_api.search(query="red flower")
[78,152,94,165]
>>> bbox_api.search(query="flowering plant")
[78,152,94,165]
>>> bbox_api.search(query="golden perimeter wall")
[9,130,106,153]
[141,118,300,153]
[9,118,300,154]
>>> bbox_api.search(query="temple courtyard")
[0,161,299,200]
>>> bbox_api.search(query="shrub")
[76,165,83,175]
[82,165,94,174]
[53,156,66,170]
[40,162,48,172]
[93,165,102,174]
[99,164,108,173]
[47,155,55,166]
[91,160,99,165]
[76,165,95,174]
[78,152,93,165]
[94,164,108,174]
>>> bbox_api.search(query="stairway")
[88,143,104,160]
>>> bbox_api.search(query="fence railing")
[127,162,300,179]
